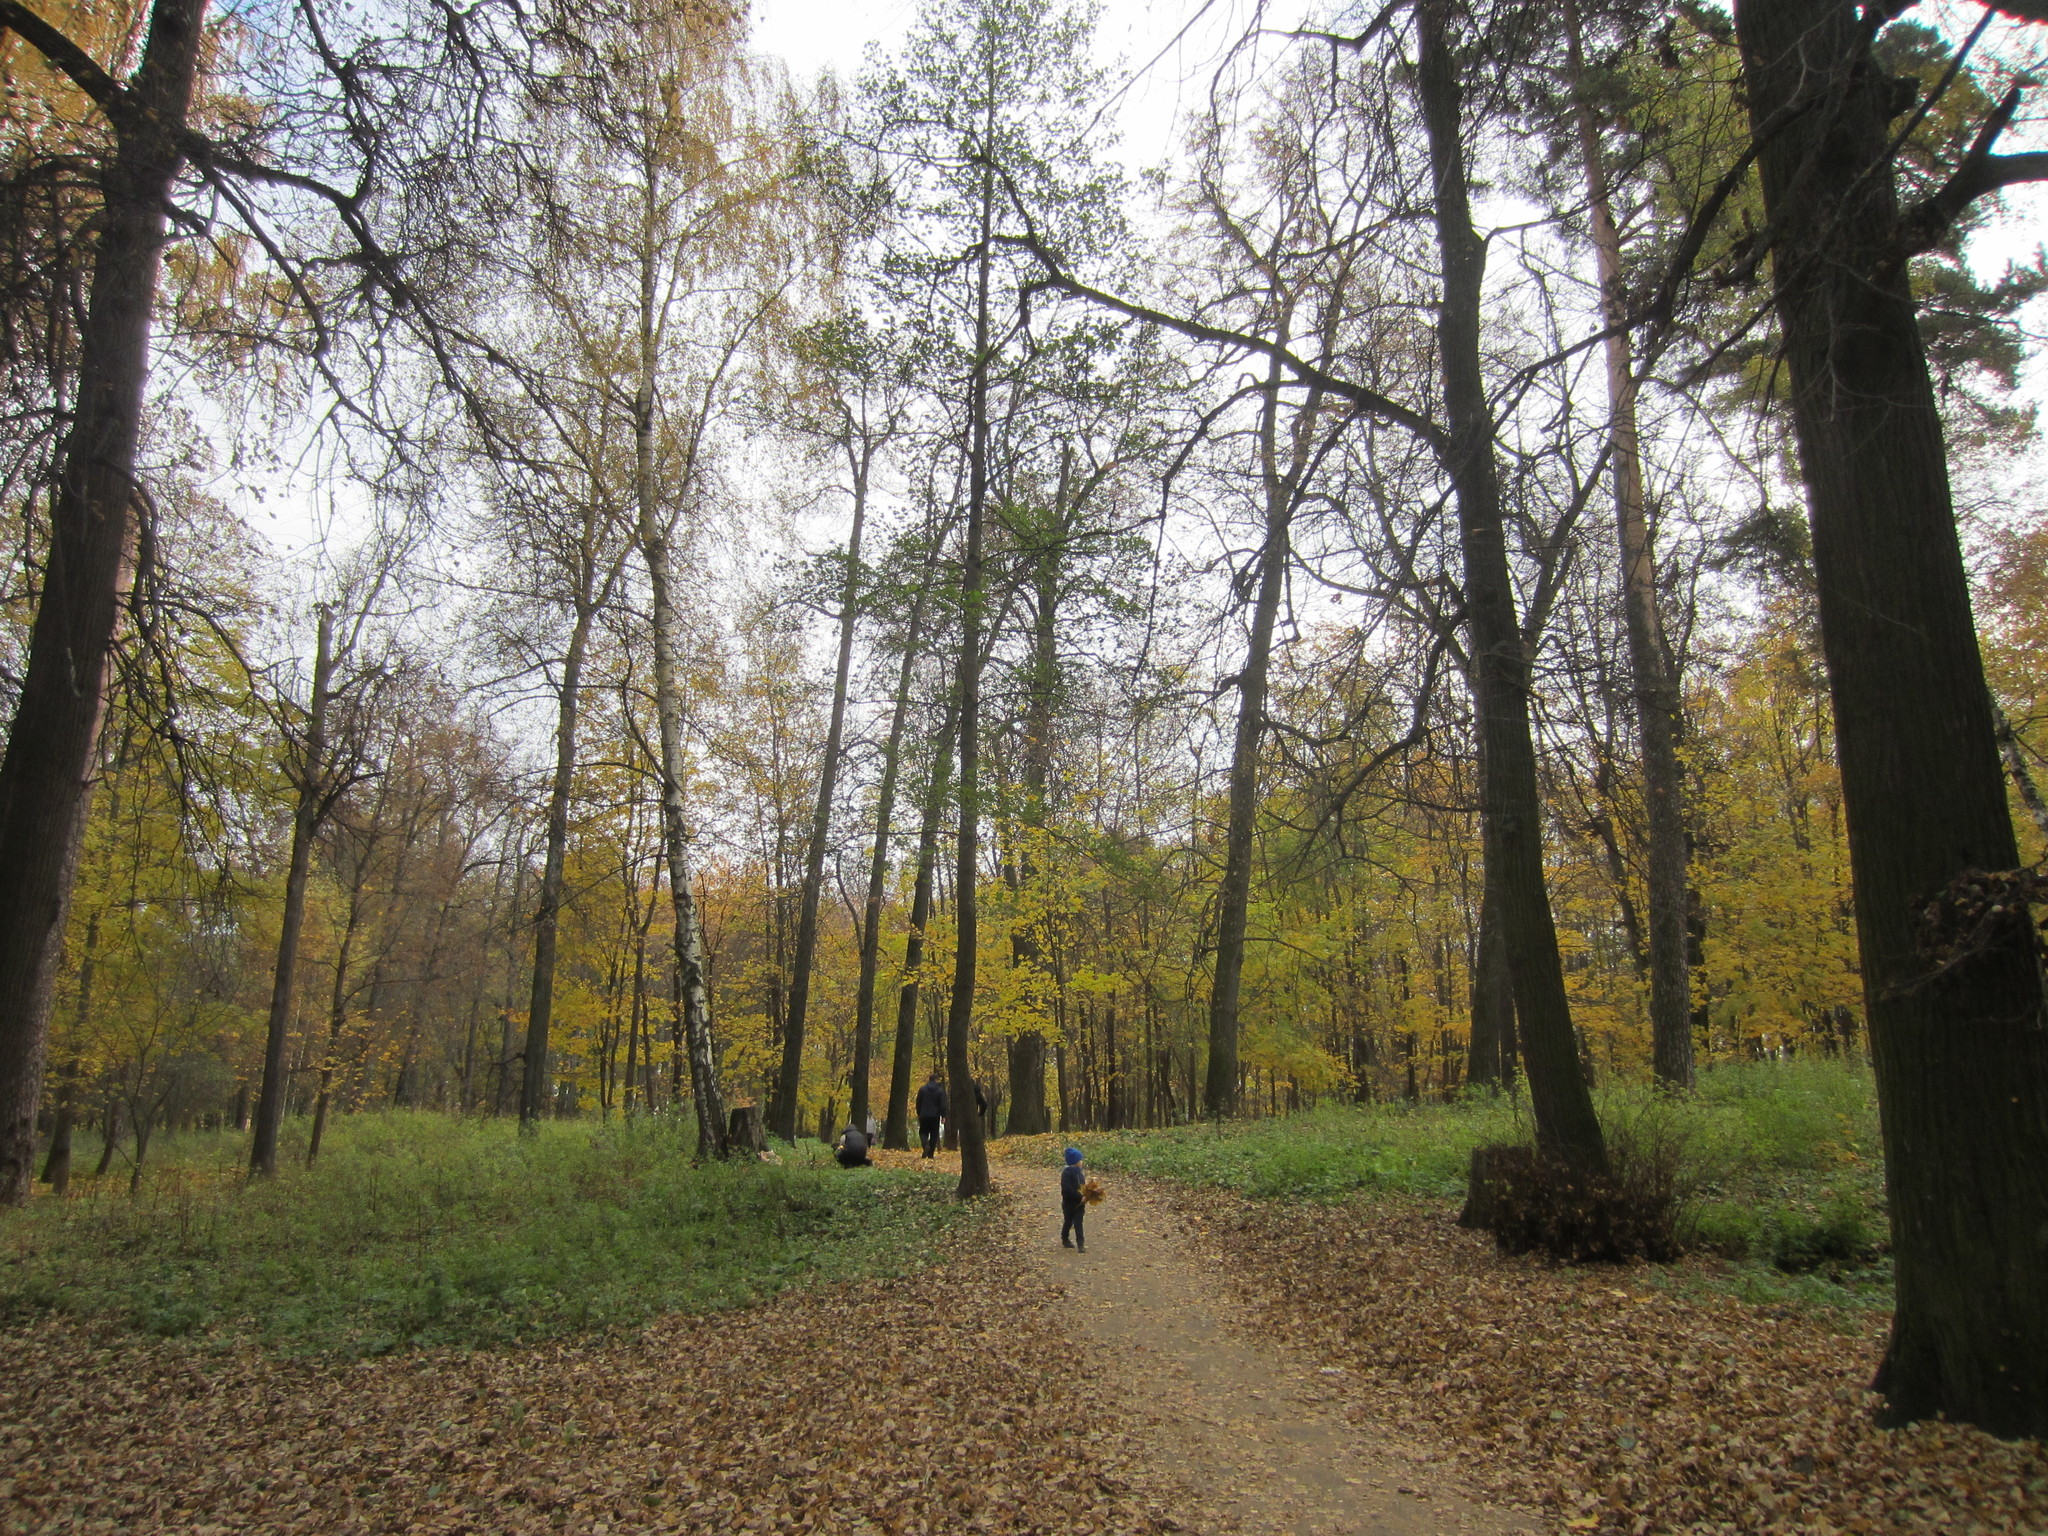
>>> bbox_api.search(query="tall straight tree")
[849,524,942,1139]
[1415,0,1606,1167]
[867,0,1123,1194]
[1561,0,1692,1090]
[507,0,793,1151]
[1734,0,2048,1435]
[769,317,909,1141]
[883,699,959,1149]
[1015,15,1599,1155]
[250,552,408,1177]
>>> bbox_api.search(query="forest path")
[986,1157,1533,1536]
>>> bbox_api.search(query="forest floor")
[3,1114,2046,1534]
[984,1138,2048,1536]
[978,1147,1531,1536]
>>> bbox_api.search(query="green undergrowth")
[1031,1059,1890,1305]
[0,1112,976,1354]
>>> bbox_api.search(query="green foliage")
[1053,1093,1527,1201]
[1,1112,976,1354]
[1050,1059,1890,1308]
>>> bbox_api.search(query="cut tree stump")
[727,1105,767,1156]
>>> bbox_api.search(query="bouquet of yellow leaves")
[1080,1177,1106,1206]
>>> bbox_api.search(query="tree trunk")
[1736,0,2048,1435]
[0,0,209,1205]
[1992,702,2048,844]
[884,706,958,1150]
[520,600,595,1130]
[1416,0,1605,1167]
[632,231,728,1155]
[1004,452,1067,1137]
[948,114,998,1200]
[41,912,96,1194]
[855,583,933,1139]
[770,469,869,1140]
[1564,0,1694,1090]
[1205,357,1314,1119]
[307,876,366,1167]
[252,606,336,1176]
[92,1096,119,1178]
[1466,859,1517,1091]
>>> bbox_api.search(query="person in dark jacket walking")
[1060,1146,1087,1251]
[915,1069,947,1158]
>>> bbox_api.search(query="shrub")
[1464,1134,1682,1264]
[1762,1195,1882,1274]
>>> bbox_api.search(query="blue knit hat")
[1064,1146,1083,1165]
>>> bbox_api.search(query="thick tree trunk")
[1736,0,2048,1435]
[1205,358,1312,1119]
[1565,0,1693,1090]
[520,603,594,1130]
[1417,0,1605,1167]
[0,0,208,1205]
[770,477,868,1140]
[948,127,998,1200]
[884,707,958,1150]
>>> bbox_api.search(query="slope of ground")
[0,1230,1178,1536]
[1123,1181,2048,1534]
[993,1155,1534,1536]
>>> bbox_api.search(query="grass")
[1030,1058,1892,1309]
[0,1111,978,1354]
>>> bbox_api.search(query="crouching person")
[835,1122,873,1168]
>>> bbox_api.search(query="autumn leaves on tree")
[2,0,2048,1437]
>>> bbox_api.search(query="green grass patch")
[0,1112,974,1353]
[1035,1058,1891,1307]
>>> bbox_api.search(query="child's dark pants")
[1061,1199,1085,1249]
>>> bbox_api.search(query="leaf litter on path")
[0,1206,1180,1536]
[1157,1186,2048,1535]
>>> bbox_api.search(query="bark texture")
[884,708,957,1150]
[1736,0,2048,1435]
[0,0,209,1205]
[770,483,868,1140]
[251,607,334,1176]
[947,127,997,1200]
[1564,0,1694,1089]
[1205,357,1316,1118]
[1417,0,1605,1167]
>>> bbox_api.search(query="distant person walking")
[915,1069,947,1159]
[1061,1146,1087,1252]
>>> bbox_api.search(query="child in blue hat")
[1060,1146,1087,1252]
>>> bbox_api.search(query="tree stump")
[727,1104,767,1156]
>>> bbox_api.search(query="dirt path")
[994,1162,1534,1536]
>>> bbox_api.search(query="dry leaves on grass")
[1165,1188,2048,1535]
[0,1210,1176,1536]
